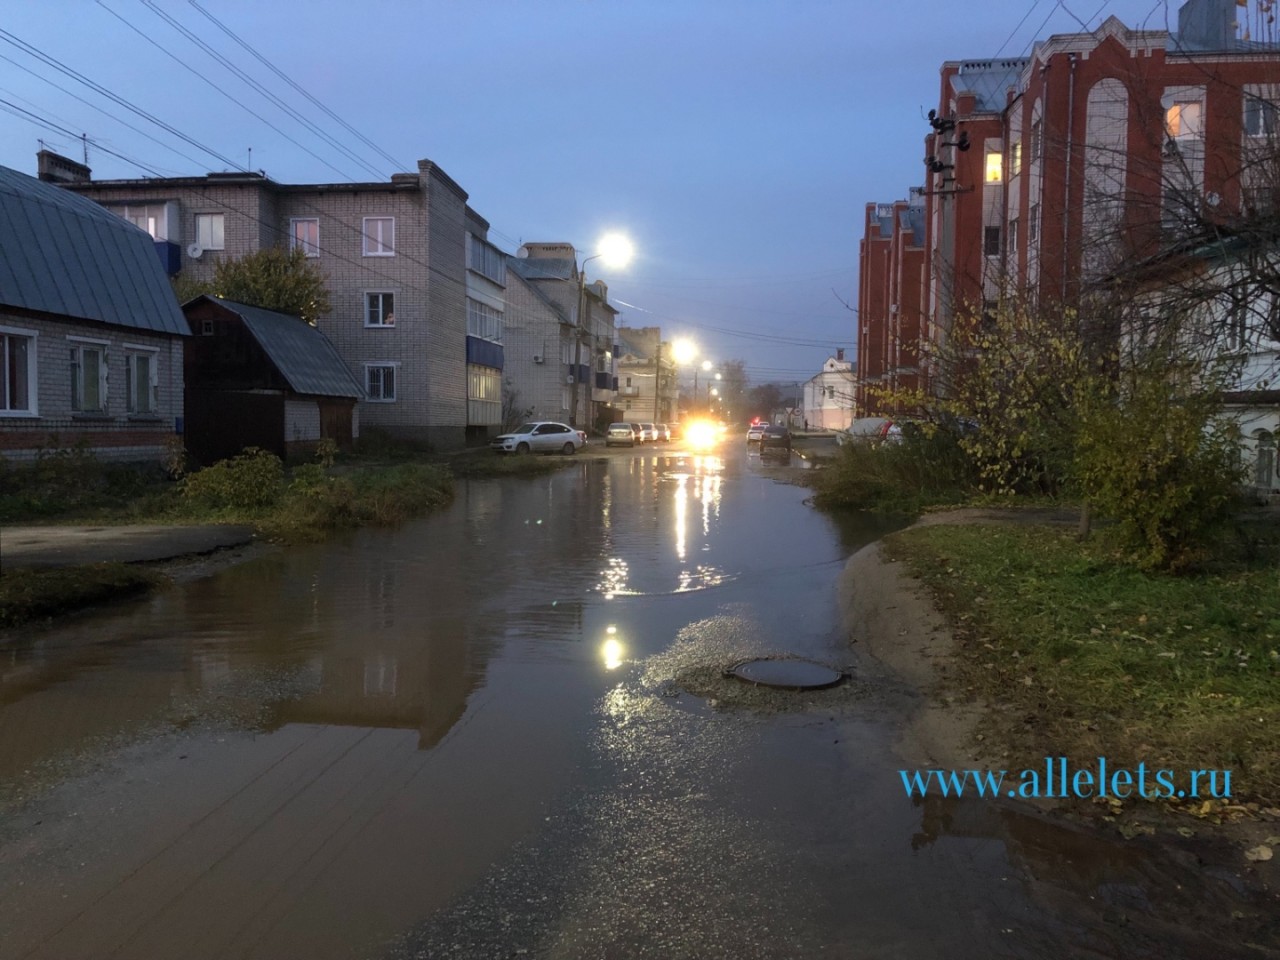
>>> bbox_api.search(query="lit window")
[985,151,1003,183]
[363,217,395,256]
[195,213,224,250]
[366,363,396,401]
[125,351,158,415]
[290,218,320,257]
[70,340,108,413]
[366,292,395,327]
[0,329,36,414]
[1166,101,1203,140]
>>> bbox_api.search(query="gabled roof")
[505,258,571,323]
[191,297,364,399]
[0,164,188,336]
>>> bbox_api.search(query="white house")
[802,350,856,431]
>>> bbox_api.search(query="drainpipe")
[1062,52,1077,302]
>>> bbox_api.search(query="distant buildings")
[615,326,677,425]
[802,350,856,431]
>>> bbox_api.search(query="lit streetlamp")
[570,233,633,429]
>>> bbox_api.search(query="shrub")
[812,424,976,514]
[182,447,284,510]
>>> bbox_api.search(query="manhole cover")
[728,658,845,690]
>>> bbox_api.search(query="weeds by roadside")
[0,563,163,628]
[887,521,1280,804]
[809,428,976,515]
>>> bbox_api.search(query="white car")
[490,421,586,455]
[746,422,767,443]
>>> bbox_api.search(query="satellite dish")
[187,243,204,259]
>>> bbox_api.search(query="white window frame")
[465,298,502,342]
[984,151,1003,183]
[365,362,398,402]
[290,218,320,257]
[123,343,160,415]
[1165,94,1204,142]
[362,217,395,257]
[68,335,109,414]
[195,213,225,250]
[365,291,396,328]
[467,234,507,284]
[0,324,38,417]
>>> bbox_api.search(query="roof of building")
[508,257,576,283]
[504,258,571,323]
[192,296,364,399]
[615,330,651,360]
[948,59,1028,113]
[0,163,189,336]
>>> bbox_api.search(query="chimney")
[37,149,91,184]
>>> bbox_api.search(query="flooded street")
[0,443,1273,959]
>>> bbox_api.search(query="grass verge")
[887,522,1280,805]
[0,563,164,628]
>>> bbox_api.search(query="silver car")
[490,421,585,455]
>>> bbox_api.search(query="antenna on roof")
[248,147,252,171]
[81,133,88,166]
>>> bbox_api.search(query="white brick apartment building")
[39,150,506,450]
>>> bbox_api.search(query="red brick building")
[857,0,1280,412]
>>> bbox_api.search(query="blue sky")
[0,0,1173,387]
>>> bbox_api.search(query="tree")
[746,383,783,420]
[173,247,331,324]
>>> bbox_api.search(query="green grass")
[888,523,1280,803]
[0,563,164,628]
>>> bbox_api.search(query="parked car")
[746,422,767,443]
[606,422,638,446]
[490,421,584,455]
[759,423,792,454]
[639,423,658,443]
[654,423,672,442]
[835,417,897,448]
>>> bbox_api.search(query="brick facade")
[0,309,182,461]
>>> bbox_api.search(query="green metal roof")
[0,164,188,336]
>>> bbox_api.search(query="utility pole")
[569,267,588,429]
[653,338,663,422]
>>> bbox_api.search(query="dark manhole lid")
[728,658,845,690]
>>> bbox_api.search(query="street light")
[570,234,633,428]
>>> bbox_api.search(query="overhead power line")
[186,0,409,174]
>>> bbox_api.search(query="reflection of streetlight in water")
[601,624,625,670]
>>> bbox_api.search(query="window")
[468,234,506,284]
[983,226,1001,257]
[366,292,395,327]
[70,339,108,413]
[195,213,224,250]
[125,349,159,415]
[1166,100,1203,140]
[0,328,36,414]
[625,376,633,387]
[363,217,395,256]
[1244,94,1278,138]
[1008,218,1019,258]
[1030,121,1043,161]
[984,151,1003,183]
[115,203,170,241]
[366,363,396,401]
[466,299,502,341]
[825,385,835,400]
[1228,301,1250,351]
[290,218,320,257]
[1009,140,1023,178]
[468,365,501,402]
[1029,203,1040,243]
